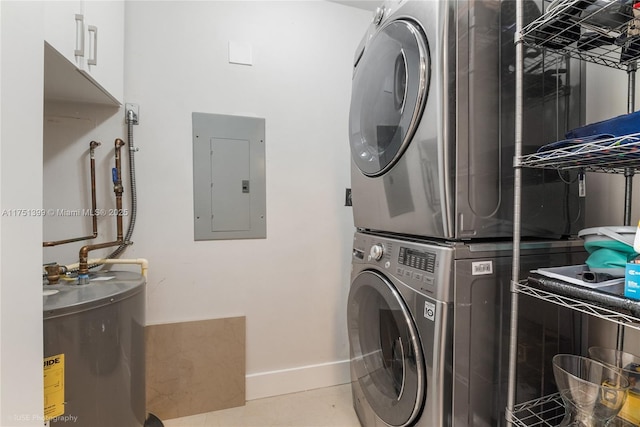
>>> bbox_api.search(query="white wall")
[42,0,371,400]
[1,2,45,426]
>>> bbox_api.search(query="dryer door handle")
[394,49,408,113]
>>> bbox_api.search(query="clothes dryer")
[349,0,584,240]
[347,231,587,427]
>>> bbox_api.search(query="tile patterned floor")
[161,383,361,427]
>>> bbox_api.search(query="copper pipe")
[43,140,101,247]
[78,240,129,275]
[114,138,124,240]
[77,138,128,282]
[89,140,100,236]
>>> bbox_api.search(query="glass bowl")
[553,354,630,427]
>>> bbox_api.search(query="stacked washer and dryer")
[346,1,588,426]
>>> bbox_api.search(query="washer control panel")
[395,246,437,294]
[352,232,454,302]
[398,247,436,273]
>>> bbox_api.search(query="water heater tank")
[43,271,146,426]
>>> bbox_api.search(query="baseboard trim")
[246,359,351,401]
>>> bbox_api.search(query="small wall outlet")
[345,188,352,207]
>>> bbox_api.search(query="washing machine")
[348,0,585,240]
[347,231,587,427]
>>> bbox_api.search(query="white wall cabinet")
[43,1,124,105]
[43,1,83,65]
[80,1,124,104]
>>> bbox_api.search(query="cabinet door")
[43,1,83,66]
[80,0,124,104]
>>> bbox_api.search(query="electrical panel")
[192,113,266,240]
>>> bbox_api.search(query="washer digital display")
[398,247,436,273]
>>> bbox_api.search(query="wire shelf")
[515,281,640,331]
[517,133,640,173]
[512,2,640,427]
[506,393,565,427]
[521,0,640,71]
[507,393,637,427]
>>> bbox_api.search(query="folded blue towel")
[566,110,640,139]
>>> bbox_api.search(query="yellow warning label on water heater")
[43,354,64,420]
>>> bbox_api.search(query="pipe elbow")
[78,246,90,274]
[79,245,90,260]
[138,258,149,278]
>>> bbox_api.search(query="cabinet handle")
[88,25,98,66]
[74,14,84,57]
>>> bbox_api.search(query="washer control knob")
[373,6,385,25]
[370,244,384,261]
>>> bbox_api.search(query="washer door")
[348,270,425,427]
[349,19,430,177]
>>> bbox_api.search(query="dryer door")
[349,19,430,177]
[348,270,425,427]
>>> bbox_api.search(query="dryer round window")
[349,19,430,177]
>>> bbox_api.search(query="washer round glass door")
[348,270,425,427]
[349,19,430,177]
